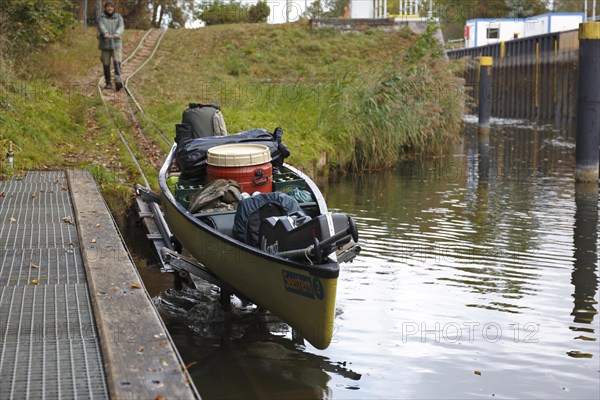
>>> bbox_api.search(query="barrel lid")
[207,144,271,167]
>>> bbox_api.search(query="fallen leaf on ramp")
[130,283,142,289]
[567,351,593,358]
[30,260,39,269]
[185,361,198,369]
[29,278,41,285]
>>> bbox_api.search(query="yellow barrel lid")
[207,143,271,167]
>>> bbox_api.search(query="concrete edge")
[67,170,198,400]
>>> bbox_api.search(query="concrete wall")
[311,18,444,48]
[312,18,433,35]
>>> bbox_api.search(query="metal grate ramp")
[0,171,109,399]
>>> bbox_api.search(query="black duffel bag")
[175,128,290,182]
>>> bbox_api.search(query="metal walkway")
[0,171,109,399]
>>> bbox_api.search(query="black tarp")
[175,128,289,182]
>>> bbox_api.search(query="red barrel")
[206,144,272,194]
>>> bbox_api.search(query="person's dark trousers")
[103,64,111,89]
[114,61,123,91]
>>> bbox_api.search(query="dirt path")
[112,29,167,171]
[73,29,167,172]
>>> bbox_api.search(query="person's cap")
[104,1,115,7]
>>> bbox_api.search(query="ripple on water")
[141,124,599,399]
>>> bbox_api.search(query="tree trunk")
[76,0,85,21]
[158,6,165,28]
[151,1,159,28]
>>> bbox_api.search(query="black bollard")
[478,56,493,136]
[575,23,600,183]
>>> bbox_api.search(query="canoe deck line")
[0,170,197,399]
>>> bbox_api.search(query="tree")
[554,0,586,12]
[434,0,547,40]
[323,0,347,17]
[305,0,346,18]
[248,0,270,23]
[150,0,193,28]
[197,0,271,25]
[0,0,75,54]
[510,0,548,16]
[307,0,325,19]
[168,4,187,28]
[120,0,152,29]
[197,1,248,25]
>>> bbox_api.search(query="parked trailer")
[464,13,584,48]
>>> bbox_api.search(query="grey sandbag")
[182,103,228,138]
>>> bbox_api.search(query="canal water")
[138,121,599,399]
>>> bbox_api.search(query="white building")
[350,0,430,19]
[464,13,585,48]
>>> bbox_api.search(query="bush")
[0,0,74,56]
[198,0,270,25]
[199,1,244,25]
[248,1,270,23]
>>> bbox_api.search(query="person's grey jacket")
[97,12,124,50]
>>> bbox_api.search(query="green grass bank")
[0,25,144,218]
[0,26,148,173]
[135,22,465,173]
[1,22,465,187]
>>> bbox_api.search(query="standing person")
[97,1,124,91]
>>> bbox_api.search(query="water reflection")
[569,183,599,356]
[320,123,598,397]
[155,286,360,399]
[477,127,491,181]
[138,122,599,399]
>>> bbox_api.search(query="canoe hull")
[159,147,339,349]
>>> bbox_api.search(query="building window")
[487,28,500,39]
